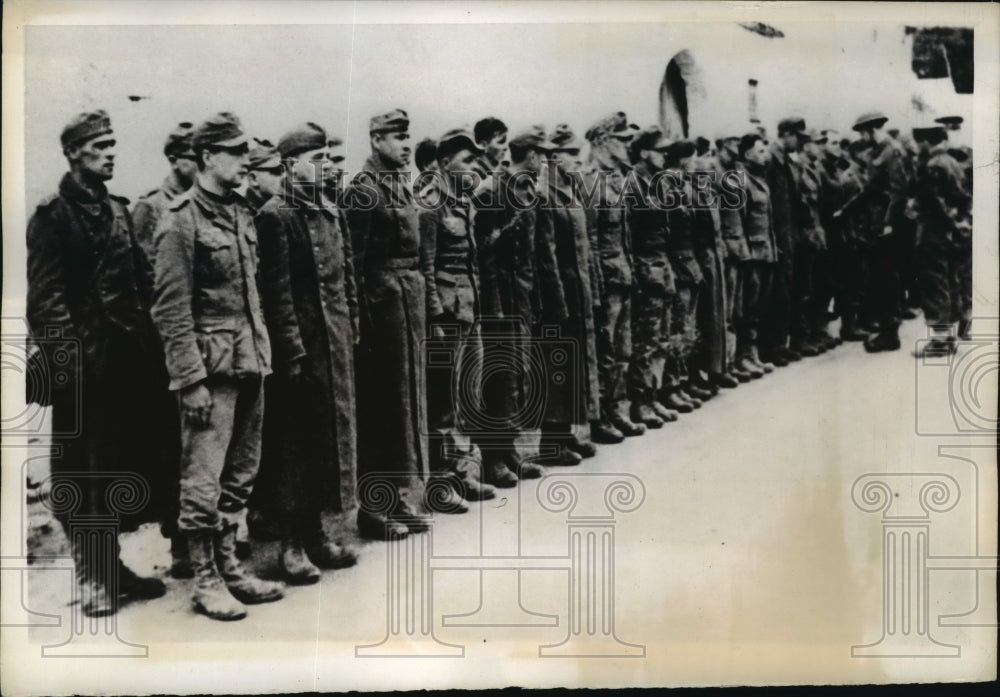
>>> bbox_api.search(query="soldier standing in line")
[151,112,284,621]
[584,113,646,443]
[132,122,197,263]
[688,137,739,394]
[659,139,704,413]
[244,138,285,214]
[625,126,679,429]
[471,126,550,485]
[27,110,173,616]
[760,117,805,367]
[715,134,754,384]
[848,111,912,353]
[253,122,361,584]
[419,127,496,512]
[816,129,867,342]
[345,109,432,539]
[791,129,831,354]
[472,116,509,183]
[908,123,972,356]
[734,133,780,377]
[536,124,601,464]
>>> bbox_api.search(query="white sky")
[23,21,972,207]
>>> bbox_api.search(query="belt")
[376,257,419,270]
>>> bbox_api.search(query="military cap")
[327,136,344,148]
[192,111,248,150]
[277,122,327,159]
[370,108,409,135]
[935,115,963,126]
[799,128,824,144]
[61,109,113,148]
[912,123,947,141]
[163,121,195,157]
[852,110,889,132]
[437,127,484,159]
[664,138,696,160]
[632,126,673,153]
[549,123,584,153]
[414,138,438,172]
[777,117,806,136]
[247,138,281,171]
[509,125,555,152]
[738,132,765,158]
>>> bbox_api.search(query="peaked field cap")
[852,110,889,132]
[61,109,113,148]
[777,116,806,134]
[437,128,484,157]
[549,123,584,152]
[934,115,964,126]
[248,138,282,171]
[370,108,409,134]
[277,122,327,158]
[912,123,947,139]
[509,125,555,152]
[164,121,195,157]
[633,126,673,153]
[193,112,248,150]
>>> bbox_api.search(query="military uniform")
[737,161,779,373]
[346,109,430,538]
[152,113,282,620]
[253,122,361,582]
[419,129,487,506]
[626,155,676,424]
[132,122,195,263]
[911,139,972,334]
[27,110,174,615]
[790,146,828,351]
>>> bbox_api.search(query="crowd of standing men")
[27,103,972,622]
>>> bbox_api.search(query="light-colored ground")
[15,316,998,689]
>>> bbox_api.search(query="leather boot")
[303,519,359,570]
[685,383,714,401]
[515,457,546,478]
[391,498,433,533]
[118,560,166,600]
[630,401,664,429]
[957,319,971,341]
[73,545,116,617]
[425,474,471,514]
[791,340,820,357]
[187,531,246,621]
[840,313,869,341]
[864,331,901,353]
[730,363,754,381]
[483,454,519,488]
[738,355,764,379]
[650,400,679,422]
[568,427,597,458]
[460,474,497,500]
[660,390,694,413]
[591,419,624,444]
[758,349,788,368]
[215,523,285,604]
[357,509,409,541]
[710,372,740,389]
[610,403,646,436]
[280,538,322,585]
[748,346,774,374]
[677,389,702,409]
[170,535,193,579]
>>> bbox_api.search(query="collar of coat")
[190,179,240,219]
[59,172,110,218]
[359,154,413,206]
[288,184,339,216]
[162,172,189,199]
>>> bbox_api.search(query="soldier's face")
[205,144,250,188]
[440,147,478,180]
[553,149,579,174]
[744,140,770,167]
[484,131,509,167]
[325,143,346,182]
[170,154,198,184]
[250,167,284,198]
[290,147,328,186]
[70,135,117,181]
[373,131,411,168]
[825,141,842,159]
[644,149,665,171]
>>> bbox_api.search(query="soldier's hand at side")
[286,359,306,385]
[882,225,893,237]
[180,382,213,429]
[431,323,446,339]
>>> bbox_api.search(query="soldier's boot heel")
[748,346,774,374]
[631,402,664,428]
[117,560,167,600]
[215,524,285,604]
[280,539,322,585]
[170,535,194,579]
[187,532,246,621]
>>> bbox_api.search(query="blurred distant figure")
[244,138,284,213]
[132,121,196,262]
[415,137,438,174]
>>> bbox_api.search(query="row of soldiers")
[26,104,972,622]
